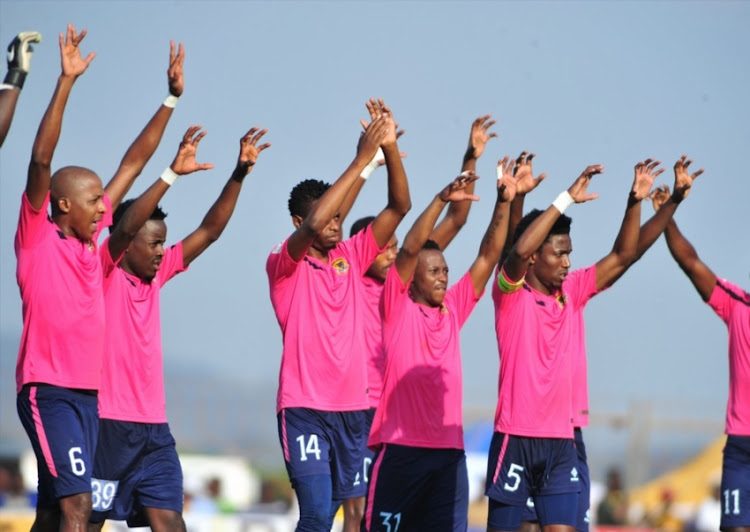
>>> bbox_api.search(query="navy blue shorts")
[485,432,580,529]
[278,407,369,499]
[720,434,750,529]
[16,384,99,507]
[356,408,376,491]
[363,443,468,532]
[89,420,183,527]
[522,427,591,532]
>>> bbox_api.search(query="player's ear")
[291,214,303,229]
[57,197,71,214]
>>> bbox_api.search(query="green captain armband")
[497,267,525,294]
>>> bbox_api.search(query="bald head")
[50,166,101,204]
[48,166,106,241]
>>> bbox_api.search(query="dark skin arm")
[468,157,518,296]
[181,127,271,267]
[592,159,663,291]
[107,126,214,260]
[504,164,604,283]
[430,115,497,250]
[502,151,547,263]
[286,114,389,263]
[645,184,716,301]
[337,131,406,228]
[634,155,704,261]
[104,41,185,211]
[0,87,20,148]
[363,98,412,248]
[394,173,479,284]
[27,24,95,210]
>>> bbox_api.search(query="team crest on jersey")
[331,257,350,275]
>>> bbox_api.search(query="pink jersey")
[267,225,385,412]
[98,241,187,423]
[492,266,599,438]
[360,275,386,408]
[707,279,750,436]
[368,268,482,450]
[14,191,115,392]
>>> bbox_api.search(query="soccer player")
[363,160,519,532]
[14,25,186,531]
[511,154,703,532]
[647,175,748,532]
[0,30,41,147]
[343,114,498,532]
[267,103,410,531]
[88,125,268,531]
[486,158,668,532]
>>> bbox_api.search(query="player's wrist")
[3,69,26,89]
[160,166,180,186]
[552,191,574,213]
[361,148,384,180]
[163,94,179,108]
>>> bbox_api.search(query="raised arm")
[286,114,388,262]
[593,159,663,290]
[367,99,412,248]
[0,31,41,148]
[104,41,185,211]
[502,151,547,262]
[634,155,704,261]
[181,127,270,267]
[430,114,497,250]
[504,164,603,282]
[27,24,94,209]
[645,183,716,301]
[468,157,517,296]
[394,173,479,284]
[107,126,214,260]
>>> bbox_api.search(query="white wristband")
[552,191,574,214]
[163,94,179,108]
[160,167,179,186]
[0,83,16,91]
[361,148,384,180]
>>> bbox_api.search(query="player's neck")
[307,245,331,263]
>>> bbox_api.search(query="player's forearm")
[513,204,561,260]
[382,143,411,215]
[402,195,447,256]
[478,194,511,263]
[635,197,678,261]
[109,104,175,196]
[30,75,75,168]
[197,174,243,242]
[503,193,525,260]
[0,88,20,147]
[305,153,371,234]
[609,195,641,265]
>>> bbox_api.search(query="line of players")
[4,24,748,532]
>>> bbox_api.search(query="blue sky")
[1,1,748,476]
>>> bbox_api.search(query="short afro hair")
[421,239,441,251]
[110,199,167,234]
[350,216,375,238]
[512,208,572,247]
[288,179,331,218]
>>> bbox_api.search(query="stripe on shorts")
[365,444,387,531]
[30,386,58,478]
[281,409,290,462]
[492,433,510,484]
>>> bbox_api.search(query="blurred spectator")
[647,488,683,532]
[597,468,629,526]
[190,477,235,514]
[693,481,721,532]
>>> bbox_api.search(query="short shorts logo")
[332,257,350,275]
[570,467,579,482]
